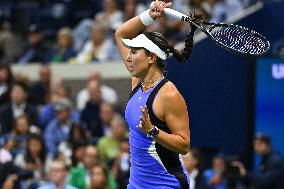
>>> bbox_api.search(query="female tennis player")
[115,1,197,188]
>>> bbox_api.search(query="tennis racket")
[162,8,270,57]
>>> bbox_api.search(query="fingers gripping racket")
[162,8,270,57]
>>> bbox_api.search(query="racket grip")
[163,8,187,21]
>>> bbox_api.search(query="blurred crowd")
[0,64,130,189]
[1,65,284,188]
[1,0,281,189]
[182,133,284,189]
[0,0,259,65]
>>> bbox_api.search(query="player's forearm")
[115,15,146,40]
[154,129,190,155]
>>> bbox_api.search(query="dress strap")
[146,78,169,127]
[128,83,141,100]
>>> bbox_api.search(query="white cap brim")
[121,34,167,60]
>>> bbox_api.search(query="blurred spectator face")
[91,165,108,189]
[56,109,70,123]
[57,27,73,49]
[254,139,270,156]
[39,65,51,84]
[84,146,99,169]
[48,160,68,185]
[55,98,72,122]
[50,85,71,104]
[14,115,30,135]
[100,103,115,124]
[213,156,225,172]
[11,84,27,104]
[124,0,137,20]
[92,25,106,45]
[103,0,118,11]
[0,66,11,83]
[74,146,85,164]
[28,138,42,155]
[88,70,102,84]
[28,32,43,46]
[88,80,101,103]
[71,125,84,141]
[110,117,126,139]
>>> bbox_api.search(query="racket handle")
[163,8,187,21]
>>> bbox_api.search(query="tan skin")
[115,0,190,154]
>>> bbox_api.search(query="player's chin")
[129,70,139,77]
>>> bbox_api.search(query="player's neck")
[141,70,163,91]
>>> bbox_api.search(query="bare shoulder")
[159,81,185,106]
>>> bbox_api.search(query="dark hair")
[68,123,86,144]
[71,139,88,166]
[25,134,46,164]
[254,133,271,145]
[143,25,197,73]
[12,81,29,94]
[0,64,13,84]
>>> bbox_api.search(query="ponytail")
[143,23,197,73]
[169,25,197,63]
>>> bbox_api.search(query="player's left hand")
[137,106,154,133]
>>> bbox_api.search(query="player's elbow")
[180,141,190,155]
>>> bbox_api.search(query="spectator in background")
[90,165,112,189]
[44,98,81,157]
[2,114,33,156]
[182,148,207,189]
[111,138,130,189]
[77,70,118,111]
[29,65,51,106]
[0,138,14,163]
[17,24,48,64]
[0,21,24,64]
[47,27,76,64]
[58,123,87,165]
[80,80,103,140]
[0,81,38,134]
[76,23,117,64]
[95,0,123,32]
[14,134,47,182]
[39,85,79,129]
[99,103,118,136]
[252,133,284,189]
[97,116,127,165]
[68,144,100,189]
[210,0,243,23]
[204,154,227,189]
[0,161,33,189]
[38,160,77,189]
[0,64,13,105]
[71,139,88,168]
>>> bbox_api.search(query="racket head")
[207,23,270,57]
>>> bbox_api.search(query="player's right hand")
[149,0,172,20]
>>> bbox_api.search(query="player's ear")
[148,53,158,64]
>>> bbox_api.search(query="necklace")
[141,76,164,91]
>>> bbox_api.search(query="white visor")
[121,34,167,60]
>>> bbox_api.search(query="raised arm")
[114,1,172,89]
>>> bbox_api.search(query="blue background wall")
[166,1,284,168]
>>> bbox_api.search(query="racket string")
[209,26,269,55]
